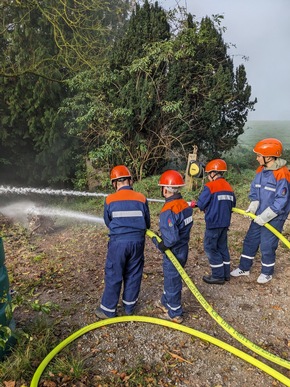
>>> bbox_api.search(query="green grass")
[0,317,57,381]
[44,350,89,382]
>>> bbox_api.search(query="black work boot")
[202,275,225,285]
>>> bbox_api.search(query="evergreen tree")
[166,15,257,157]
[53,4,257,183]
[0,0,128,185]
[66,0,172,180]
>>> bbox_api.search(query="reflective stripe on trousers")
[101,239,145,317]
[161,245,188,318]
[204,227,230,279]
[239,218,285,275]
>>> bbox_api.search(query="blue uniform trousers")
[161,245,188,318]
[204,227,230,279]
[239,218,285,275]
[100,239,145,317]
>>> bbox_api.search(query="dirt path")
[2,211,290,386]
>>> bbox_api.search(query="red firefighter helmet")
[205,159,227,173]
[253,138,282,157]
[158,170,185,187]
[110,165,131,181]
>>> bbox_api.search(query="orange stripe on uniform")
[161,199,189,214]
[206,179,234,194]
[106,189,147,205]
[273,166,290,182]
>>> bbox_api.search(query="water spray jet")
[0,201,105,229]
[0,185,108,198]
[0,185,164,203]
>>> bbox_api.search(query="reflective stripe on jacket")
[197,177,236,229]
[249,165,290,219]
[104,186,151,240]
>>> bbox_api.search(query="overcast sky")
[159,0,290,121]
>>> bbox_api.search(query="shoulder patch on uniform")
[281,187,287,196]
[168,218,173,227]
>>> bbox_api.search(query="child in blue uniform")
[95,165,151,318]
[191,159,236,284]
[231,138,290,284]
[153,170,193,324]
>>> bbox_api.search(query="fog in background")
[160,0,290,121]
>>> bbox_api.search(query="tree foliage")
[0,0,126,78]
[0,0,257,186]
[62,0,174,180]
[64,6,256,181]
[154,14,257,158]
[0,0,128,185]
[0,72,79,185]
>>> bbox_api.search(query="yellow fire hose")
[232,207,290,249]
[30,208,290,386]
[30,316,290,387]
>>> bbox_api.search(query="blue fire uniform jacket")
[159,193,193,319]
[249,161,290,219]
[104,186,151,240]
[197,177,236,229]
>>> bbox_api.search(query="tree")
[0,0,126,78]
[63,6,256,182]
[12,1,257,185]
[0,0,128,185]
[165,15,257,158]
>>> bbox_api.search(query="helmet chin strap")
[209,171,220,180]
[262,156,275,167]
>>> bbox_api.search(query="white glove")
[245,201,259,214]
[254,207,277,226]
